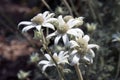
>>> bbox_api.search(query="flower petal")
[22,25,35,32]
[67,19,80,28]
[83,54,93,63]
[58,15,65,24]
[70,50,78,55]
[43,11,49,18]
[89,49,95,57]
[18,21,32,28]
[36,25,41,31]
[42,64,49,72]
[53,53,58,57]
[45,54,51,60]
[39,60,49,64]
[54,35,62,45]
[62,34,69,45]
[71,55,80,65]
[58,51,64,57]
[42,23,55,30]
[69,40,79,48]
[46,31,58,39]
[83,35,90,42]
[67,28,84,37]
[88,44,99,49]
[45,13,55,20]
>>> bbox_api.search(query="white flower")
[47,15,84,45]
[69,35,99,64]
[18,11,57,32]
[39,51,69,72]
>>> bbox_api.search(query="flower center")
[76,38,88,55]
[31,15,44,24]
[57,23,69,34]
[53,55,60,62]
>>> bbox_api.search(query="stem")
[41,0,53,12]
[115,50,120,80]
[41,31,64,80]
[87,0,97,21]
[74,63,83,80]
[69,0,79,17]
[62,0,73,16]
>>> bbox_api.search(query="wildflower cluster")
[18,11,99,80]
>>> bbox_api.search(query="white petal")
[71,55,80,66]
[43,11,49,18]
[58,15,65,24]
[18,21,32,28]
[83,55,93,63]
[62,34,69,45]
[22,25,35,32]
[36,13,42,17]
[45,54,51,60]
[67,28,83,37]
[58,51,64,57]
[89,49,95,57]
[42,23,55,30]
[45,13,55,19]
[46,31,58,39]
[70,50,78,55]
[59,59,68,64]
[54,35,62,45]
[53,53,58,57]
[83,35,90,42]
[88,44,99,49]
[67,19,80,28]
[39,60,49,64]
[42,64,49,72]
[36,25,41,31]
[69,40,79,48]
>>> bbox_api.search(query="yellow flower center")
[31,15,44,24]
[57,23,69,34]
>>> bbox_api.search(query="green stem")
[74,63,83,80]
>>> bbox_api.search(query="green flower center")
[31,15,44,24]
[57,23,69,34]
[50,55,60,64]
[75,38,88,55]
[53,55,60,62]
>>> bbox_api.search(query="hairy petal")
[39,60,49,64]
[45,54,51,60]
[54,35,62,45]
[62,34,69,45]
[83,35,90,42]
[22,25,35,32]
[42,23,55,30]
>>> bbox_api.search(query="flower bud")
[30,53,40,63]
[17,70,30,80]
[86,23,97,33]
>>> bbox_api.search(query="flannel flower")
[69,35,99,65]
[39,51,69,72]
[18,11,57,32]
[47,15,84,45]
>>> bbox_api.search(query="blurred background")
[0,0,120,80]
